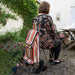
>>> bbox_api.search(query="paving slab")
[15,48,75,75]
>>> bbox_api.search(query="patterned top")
[33,14,58,49]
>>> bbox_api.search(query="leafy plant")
[0,0,38,74]
[0,32,16,42]
[0,0,38,40]
[0,7,17,27]
[0,41,25,75]
[0,0,38,27]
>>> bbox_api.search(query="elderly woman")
[33,1,61,64]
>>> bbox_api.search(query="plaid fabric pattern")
[23,29,39,64]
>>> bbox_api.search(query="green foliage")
[0,1,38,74]
[0,41,25,75]
[0,7,17,27]
[19,26,30,42]
[0,0,38,41]
[0,32,16,42]
[0,50,12,75]
[0,26,30,43]
[0,0,38,28]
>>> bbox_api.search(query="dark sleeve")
[52,23,59,39]
[49,16,59,39]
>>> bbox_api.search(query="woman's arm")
[52,23,59,39]
[49,16,59,39]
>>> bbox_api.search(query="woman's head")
[39,1,50,14]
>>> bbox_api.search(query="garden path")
[15,48,75,75]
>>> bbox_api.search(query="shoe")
[35,67,41,74]
[42,66,47,71]
[35,60,47,74]
[35,66,47,74]
[49,59,53,62]
[39,60,44,66]
[54,60,61,64]
[35,60,44,74]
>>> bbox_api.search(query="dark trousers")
[50,39,61,60]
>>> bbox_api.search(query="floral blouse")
[33,14,58,49]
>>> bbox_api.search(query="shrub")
[0,7,17,27]
[0,0,38,27]
[0,0,38,41]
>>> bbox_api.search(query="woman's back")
[33,1,61,65]
[33,14,57,49]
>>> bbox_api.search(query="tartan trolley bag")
[23,29,39,73]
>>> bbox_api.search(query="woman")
[33,1,61,64]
